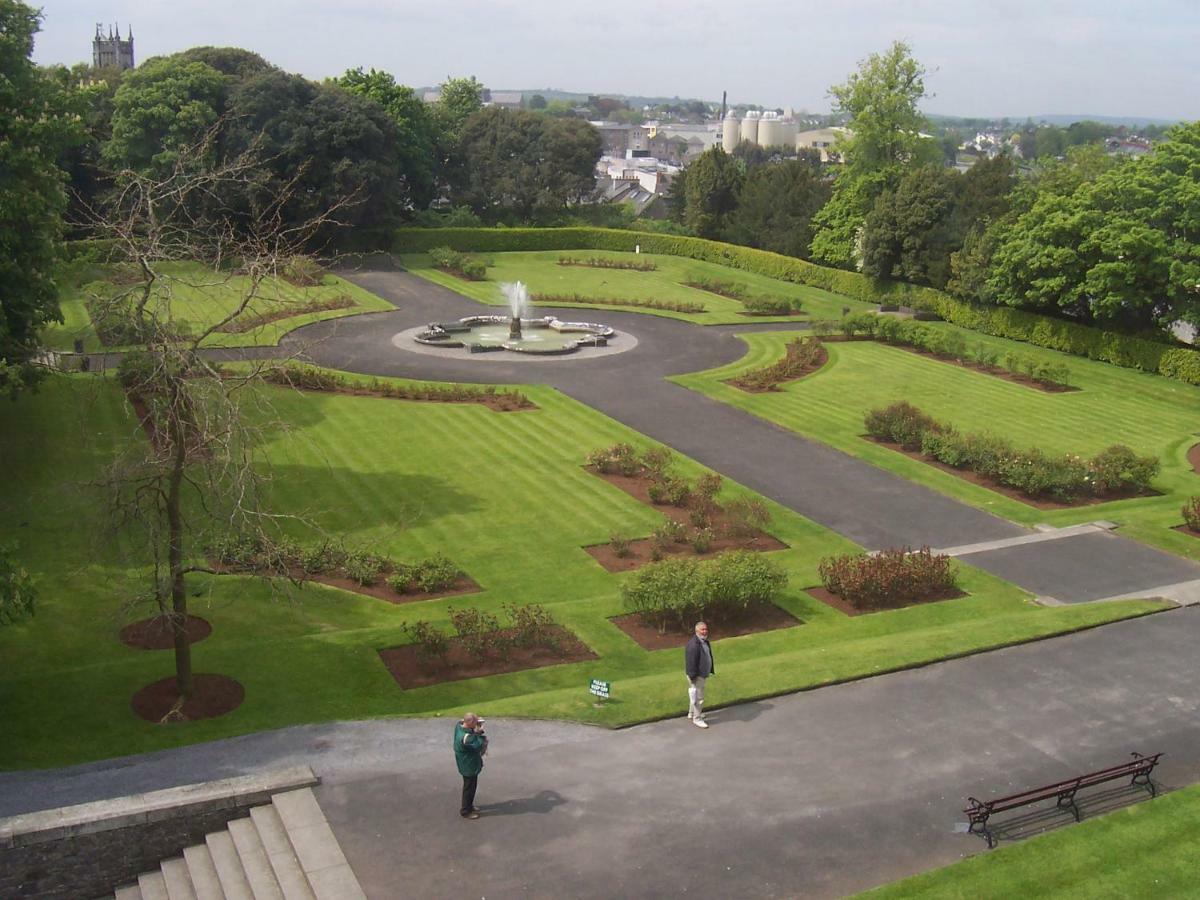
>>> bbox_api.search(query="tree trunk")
[167,410,191,699]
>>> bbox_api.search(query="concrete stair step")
[183,843,226,900]
[138,870,169,900]
[161,857,197,900]
[114,884,144,900]
[270,788,366,900]
[249,805,317,900]
[206,829,255,900]
[228,816,285,900]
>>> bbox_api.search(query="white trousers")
[687,676,707,719]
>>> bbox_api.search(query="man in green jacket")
[454,712,488,819]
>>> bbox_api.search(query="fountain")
[413,281,616,355]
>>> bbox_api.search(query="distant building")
[794,126,850,162]
[92,23,134,70]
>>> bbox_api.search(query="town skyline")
[34,0,1200,122]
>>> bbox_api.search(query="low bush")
[653,519,687,545]
[724,496,771,537]
[609,533,632,558]
[261,366,533,409]
[1183,496,1200,531]
[504,602,562,652]
[865,403,1158,501]
[742,297,799,315]
[428,246,488,280]
[341,549,388,586]
[622,551,787,632]
[531,292,705,314]
[819,546,957,611]
[300,541,343,575]
[449,606,507,661]
[415,554,462,593]
[587,442,642,476]
[402,620,450,663]
[863,400,944,451]
[730,336,824,391]
[207,532,266,571]
[281,256,325,286]
[218,295,355,333]
[640,446,674,477]
[690,527,714,554]
[558,255,657,271]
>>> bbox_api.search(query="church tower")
[92,23,134,70]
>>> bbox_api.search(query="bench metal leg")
[1131,771,1157,797]
[1056,790,1081,822]
[967,815,995,848]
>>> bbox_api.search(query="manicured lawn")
[400,249,877,324]
[673,327,1200,561]
[0,373,1167,769]
[41,261,394,352]
[862,782,1200,898]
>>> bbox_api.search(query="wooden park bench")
[964,751,1162,848]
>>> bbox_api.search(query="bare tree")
[86,134,353,714]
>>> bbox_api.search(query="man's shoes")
[693,717,709,729]
[461,811,480,819]
[687,712,694,720]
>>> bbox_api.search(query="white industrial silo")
[740,110,759,146]
[758,112,782,148]
[722,110,741,151]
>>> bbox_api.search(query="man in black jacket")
[684,621,714,729]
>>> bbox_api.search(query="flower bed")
[216,295,356,333]
[727,337,827,392]
[864,401,1159,503]
[815,546,964,613]
[261,365,535,411]
[558,255,657,271]
[531,292,705,314]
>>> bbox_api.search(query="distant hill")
[1029,114,1180,127]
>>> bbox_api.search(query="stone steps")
[110,789,364,900]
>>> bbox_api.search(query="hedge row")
[394,227,1200,386]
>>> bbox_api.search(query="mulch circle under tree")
[131,674,245,723]
[378,626,596,689]
[120,614,213,650]
[803,585,967,617]
[610,603,802,651]
[1189,442,1200,475]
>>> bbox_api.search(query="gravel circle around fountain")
[391,324,639,361]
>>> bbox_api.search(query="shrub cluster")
[280,256,325,286]
[393,227,1200,387]
[428,246,488,280]
[622,550,787,634]
[1182,496,1200,531]
[531,292,705,314]
[206,534,464,593]
[404,603,565,664]
[864,401,1159,501]
[262,365,533,410]
[730,337,824,391]
[558,255,657,271]
[818,546,957,611]
[217,295,355,333]
[686,278,798,315]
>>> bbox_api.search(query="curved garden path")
[270,263,1200,605]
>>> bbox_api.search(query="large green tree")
[682,147,743,239]
[453,107,600,220]
[810,41,935,268]
[0,0,76,391]
[724,160,831,259]
[985,122,1200,330]
[335,68,438,210]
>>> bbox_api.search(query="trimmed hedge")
[394,227,1200,386]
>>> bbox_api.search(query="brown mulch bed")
[120,614,212,650]
[888,344,1079,393]
[723,345,830,393]
[1172,525,1200,539]
[378,625,596,689]
[865,437,1159,510]
[1189,443,1200,475]
[585,468,788,573]
[131,673,245,723]
[216,295,356,333]
[262,375,536,412]
[435,266,487,283]
[803,585,968,618]
[737,310,805,317]
[610,603,802,651]
[211,560,481,605]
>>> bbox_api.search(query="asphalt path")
[4,606,1198,898]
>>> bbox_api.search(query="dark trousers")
[460,774,478,814]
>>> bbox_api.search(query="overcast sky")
[33,0,1200,121]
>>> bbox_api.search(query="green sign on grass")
[589,678,610,699]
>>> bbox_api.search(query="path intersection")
[37,261,1200,897]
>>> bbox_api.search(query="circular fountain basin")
[414,315,616,355]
